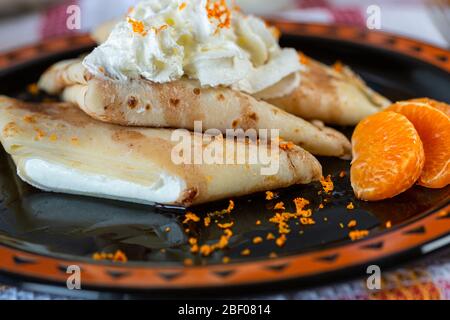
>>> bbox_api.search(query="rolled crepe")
[38,59,351,158]
[265,57,391,125]
[0,96,322,206]
[91,20,390,126]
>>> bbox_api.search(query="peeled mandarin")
[387,101,450,188]
[351,111,425,201]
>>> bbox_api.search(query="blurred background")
[0,0,448,52]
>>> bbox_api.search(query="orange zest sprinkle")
[349,230,369,241]
[294,197,309,213]
[217,221,234,229]
[27,83,39,95]
[188,237,199,253]
[438,211,448,217]
[318,203,324,209]
[204,216,211,227]
[386,220,392,228]
[347,220,357,228]
[200,244,213,256]
[227,200,235,212]
[183,212,200,224]
[269,252,278,258]
[333,60,344,73]
[222,256,230,264]
[346,202,355,210]
[339,171,347,178]
[269,212,292,234]
[179,2,187,10]
[275,234,287,247]
[255,220,262,225]
[126,16,147,36]
[339,223,344,229]
[206,0,232,32]
[265,191,275,200]
[300,217,315,225]
[299,52,309,65]
[241,248,251,256]
[280,141,295,151]
[184,258,193,266]
[192,227,233,257]
[252,236,263,244]
[92,249,128,263]
[208,200,235,216]
[274,202,285,210]
[266,232,275,240]
[320,175,334,193]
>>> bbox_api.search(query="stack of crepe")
[0,0,390,207]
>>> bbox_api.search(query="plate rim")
[0,22,449,292]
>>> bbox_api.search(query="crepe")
[0,96,322,206]
[265,57,391,125]
[38,59,351,158]
[91,22,390,125]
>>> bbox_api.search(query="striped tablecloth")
[0,0,447,52]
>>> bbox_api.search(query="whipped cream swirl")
[83,0,302,98]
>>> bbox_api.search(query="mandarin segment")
[387,102,450,188]
[351,111,424,201]
[407,98,450,117]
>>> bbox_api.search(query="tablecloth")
[0,0,448,300]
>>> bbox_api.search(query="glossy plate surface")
[0,22,448,296]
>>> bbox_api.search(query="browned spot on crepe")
[169,98,180,107]
[2,121,20,137]
[179,187,199,206]
[111,129,146,142]
[235,96,259,130]
[127,96,138,109]
[158,80,204,127]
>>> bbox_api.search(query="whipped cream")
[83,0,302,98]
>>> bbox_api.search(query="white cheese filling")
[17,158,185,205]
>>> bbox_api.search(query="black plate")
[0,26,449,298]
